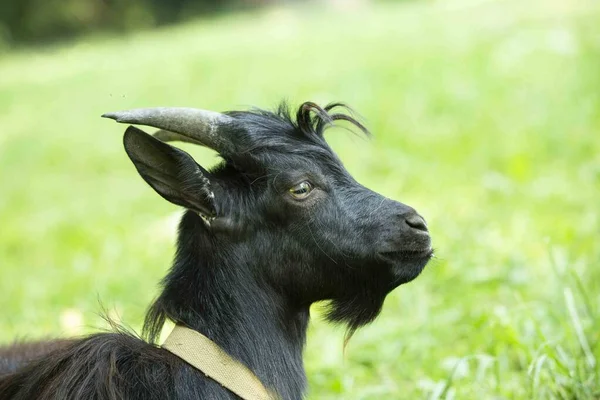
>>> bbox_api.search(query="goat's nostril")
[405,214,428,232]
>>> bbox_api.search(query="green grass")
[1,0,599,398]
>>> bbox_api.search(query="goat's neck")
[155,212,310,400]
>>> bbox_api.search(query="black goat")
[0,102,433,399]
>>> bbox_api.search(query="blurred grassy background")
[1,0,599,398]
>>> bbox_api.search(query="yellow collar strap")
[162,325,278,400]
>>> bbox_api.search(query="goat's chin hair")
[322,293,387,347]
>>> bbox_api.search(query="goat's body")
[0,339,75,377]
[0,332,240,399]
[1,321,306,400]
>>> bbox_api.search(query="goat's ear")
[123,126,217,217]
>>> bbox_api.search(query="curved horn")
[151,129,204,146]
[102,107,236,153]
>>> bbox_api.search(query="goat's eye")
[289,181,313,200]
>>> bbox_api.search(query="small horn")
[102,107,236,153]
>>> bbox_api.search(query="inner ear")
[123,126,218,218]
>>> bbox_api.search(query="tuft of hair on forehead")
[292,101,370,140]
[224,101,370,154]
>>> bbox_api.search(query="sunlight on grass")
[0,0,598,398]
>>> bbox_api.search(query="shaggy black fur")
[0,339,75,377]
[0,102,432,399]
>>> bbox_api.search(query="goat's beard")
[322,289,389,345]
[320,257,431,344]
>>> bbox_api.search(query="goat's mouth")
[379,247,434,262]
[378,247,433,288]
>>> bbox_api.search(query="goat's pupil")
[289,181,313,199]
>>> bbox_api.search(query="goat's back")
[0,339,75,377]
[0,332,239,400]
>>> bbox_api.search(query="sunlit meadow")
[0,0,598,398]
